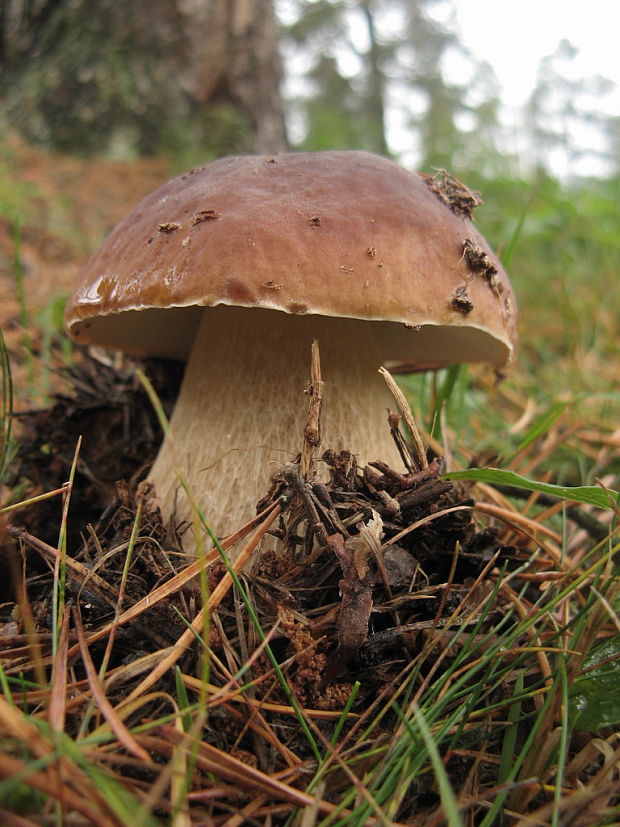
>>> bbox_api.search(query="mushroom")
[65,151,517,540]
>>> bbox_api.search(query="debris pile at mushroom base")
[246,444,508,709]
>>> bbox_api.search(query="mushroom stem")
[149,306,404,541]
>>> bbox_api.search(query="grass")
[0,141,618,824]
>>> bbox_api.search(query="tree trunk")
[0,0,288,155]
[360,0,389,156]
[174,0,288,153]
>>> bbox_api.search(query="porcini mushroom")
[65,151,517,540]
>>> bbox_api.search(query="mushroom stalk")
[149,306,403,539]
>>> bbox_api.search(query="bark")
[0,0,288,155]
[173,0,288,153]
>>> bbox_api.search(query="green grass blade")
[174,667,193,733]
[329,680,360,748]
[500,173,543,268]
[552,662,570,827]
[410,702,462,826]
[0,325,15,489]
[52,437,81,658]
[507,401,569,463]
[430,364,464,440]
[443,467,618,509]
[479,675,559,827]
[0,662,14,706]
[499,670,524,784]
[11,218,36,395]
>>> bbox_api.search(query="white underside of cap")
[68,302,512,367]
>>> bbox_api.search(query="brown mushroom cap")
[65,150,517,368]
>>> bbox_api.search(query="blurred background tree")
[279,0,616,178]
[281,0,504,171]
[0,0,288,157]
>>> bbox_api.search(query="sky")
[411,0,620,175]
[453,0,619,112]
[278,0,619,176]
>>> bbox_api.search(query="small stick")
[388,412,416,474]
[282,462,330,547]
[8,526,120,604]
[301,339,323,480]
[369,457,442,489]
[378,367,428,470]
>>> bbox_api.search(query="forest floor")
[0,136,619,826]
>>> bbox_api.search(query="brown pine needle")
[180,673,355,719]
[0,752,117,827]
[473,501,563,542]
[0,696,121,824]
[69,497,284,655]
[48,605,71,732]
[139,726,357,819]
[73,607,151,763]
[0,809,41,827]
